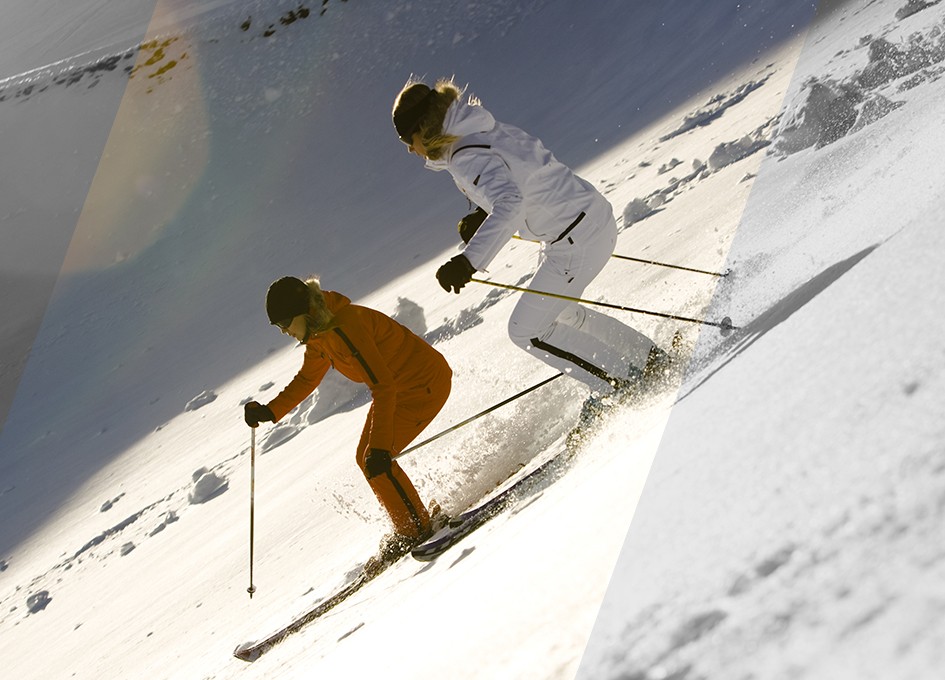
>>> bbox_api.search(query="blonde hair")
[302,276,336,333]
[394,77,466,160]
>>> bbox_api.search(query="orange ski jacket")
[266,291,449,452]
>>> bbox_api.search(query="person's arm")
[451,149,524,271]
[266,347,331,422]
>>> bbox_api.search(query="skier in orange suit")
[244,276,451,562]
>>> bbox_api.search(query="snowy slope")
[578,3,945,677]
[2,1,944,679]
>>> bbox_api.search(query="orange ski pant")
[355,360,452,539]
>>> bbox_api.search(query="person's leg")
[553,304,654,378]
[508,214,654,393]
[389,357,453,453]
[355,354,453,540]
[356,407,431,540]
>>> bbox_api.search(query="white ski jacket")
[424,97,608,271]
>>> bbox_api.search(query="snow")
[1,1,944,679]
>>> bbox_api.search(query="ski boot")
[363,531,425,578]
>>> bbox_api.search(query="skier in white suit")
[392,77,669,408]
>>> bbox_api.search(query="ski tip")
[410,547,438,562]
[410,528,453,562]
[233,642,261,662]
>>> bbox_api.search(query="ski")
[411,448,571,561]
[234,566,378,662]
[232,451,565,661]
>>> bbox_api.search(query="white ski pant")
[508,203,654,394]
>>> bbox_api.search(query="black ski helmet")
[266,276,310,325]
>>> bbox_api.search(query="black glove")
[244,401,275,428]
[436,254,476,294]
[364,448,392,478]
[457,207,488,244]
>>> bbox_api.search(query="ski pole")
[511,234,727,277]
[395,373,564,459]
[247,427,257,599]
[608,252,728,277]
[471,278,735,332]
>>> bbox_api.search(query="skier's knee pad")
[364,448,392,479]
[509,318,556,351]
[556,304,587,330]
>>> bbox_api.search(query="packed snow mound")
[856,34,945,90]
[390,297,427,337]
[185,390,218,412]
[26,590,51,614]
[658,77,769,143]
[148,511,178,537]
[776,18,945,155]
[261,423,301,453]
[775,77,864,153]
[622,198,657,227]
[99,493,124,512]
[895,0,943,21]
[188,467,228,504]
[708,135,771,171]
[297,371,368,425]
